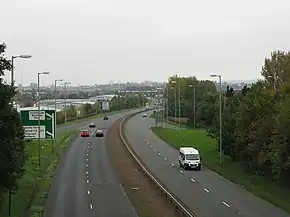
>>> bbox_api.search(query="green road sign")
[20,110,56,140]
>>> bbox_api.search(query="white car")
[179,147,201,170]
[95,129,104,137]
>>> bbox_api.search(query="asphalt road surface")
[45,110,142,217]
[124,111,290,217]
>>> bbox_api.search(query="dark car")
[89,122,96,128]
[103,116,108,120]
[80,130,90,137]
[95,129,104,137]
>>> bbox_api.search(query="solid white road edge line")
[222,201,230,207]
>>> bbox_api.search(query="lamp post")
[38,72,50,167]
[171,80,177,124]
[11,55,32,87]
[11,55,32,108]
[54,79,63,112]
[210,74,223,167]
[64,82,70,125]
[166,84,169,123]
[8,54,32,217]
[178,79,181,127]
[189,84,196,128]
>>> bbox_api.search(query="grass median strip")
[0,130,78,217]
[151,127,290,213]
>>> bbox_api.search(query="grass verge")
[151,127,290,214]
[0,130,78,217]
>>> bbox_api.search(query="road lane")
[124,112,290,217]
[56,109,142,134]
[45,135,92,217]
[87,132,137,217]
[45,110,141,217]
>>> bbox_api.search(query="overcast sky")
[1,0,290,86]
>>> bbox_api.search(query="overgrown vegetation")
[164,50,290,187]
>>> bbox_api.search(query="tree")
[0,43,25,203]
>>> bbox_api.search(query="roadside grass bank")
[0,130,78,217]
[151,127,290,214]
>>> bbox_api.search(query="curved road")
[124,111,290,217]
[45,110,142,217]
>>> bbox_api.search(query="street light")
[189,84,196,128]
[8,54,32,217]
[54,79,63,112]
[171,80,177,124]
[11,55,32,87]
[38,72,50,167]
[210,74,223,167]
[64,82,71,125]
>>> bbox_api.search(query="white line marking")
[86,164,88,167]
[149,145,152,147]
[171,163,174,167]
[164,157,167,160]
[86,153,89,156]
[86,158,88,161]
[86,180,89,183]
[158,153,161,155]
[87,190,91,195]
[180,170,184,174]
[191,178,195,183]
[204,188,210,193]
[90,204,93,209]
[222,201,230,207]
[86,171,88,174]
[154,149,156,152]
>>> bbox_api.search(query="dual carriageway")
[45,109,290,217]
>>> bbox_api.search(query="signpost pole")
[37,73,41,167]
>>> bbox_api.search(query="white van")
[179,147,201,170]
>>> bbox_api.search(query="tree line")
[166,50,290,184]
[0,43,147,210]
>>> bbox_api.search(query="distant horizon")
[18,77,261,87]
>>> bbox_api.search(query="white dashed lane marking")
[170,163,174,167]
[86,158,88,161]
[164,157,167,160]
[153,149,156,152]
[158,153,161,155]
[180,170,184,174]
[90,204,93,210]
[191,178,195,183]
[204,188,210,193]
[86,164,88,168]
[222,201,230,207]
[87,190,91,195]
[86,180,89,183]
[86,171,88,174]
